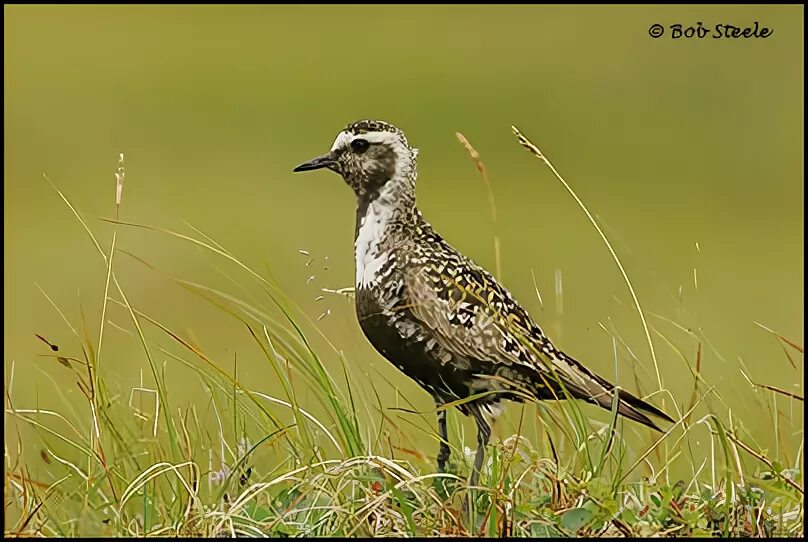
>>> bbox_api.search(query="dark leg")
[436,401,451,472]
[468,407,491,487]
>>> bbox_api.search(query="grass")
[4,135,804,537]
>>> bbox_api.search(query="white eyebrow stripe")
[330,131,351,152]
[331,130,402,152]
[357,131,399,145]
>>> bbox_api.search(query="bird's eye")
[350,138,370,154]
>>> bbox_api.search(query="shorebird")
[293,119,673,487]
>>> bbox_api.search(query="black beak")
[293,153,336,173]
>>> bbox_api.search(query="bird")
[293,119,674,487]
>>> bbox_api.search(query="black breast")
[355,286,470,403]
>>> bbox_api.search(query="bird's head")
[293,120,418,199]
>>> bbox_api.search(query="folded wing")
[403,253,673,429]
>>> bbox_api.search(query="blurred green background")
[4,5,803,472]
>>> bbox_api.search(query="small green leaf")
[531,523,561,537]
[561,507,593,532]
[245,502,271,522]
[272,523,296,536]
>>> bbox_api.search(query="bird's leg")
[468,408,491,488]
[435,401,451,473]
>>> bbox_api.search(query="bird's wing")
[402,250,674,429]
[403,252,598,399]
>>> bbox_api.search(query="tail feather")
[597,386,672,432]
[552,350,675,432]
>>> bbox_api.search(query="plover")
[293,119,673,487]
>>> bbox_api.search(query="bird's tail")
[549,350,675,432]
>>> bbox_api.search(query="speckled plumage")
[294,120,674,485]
